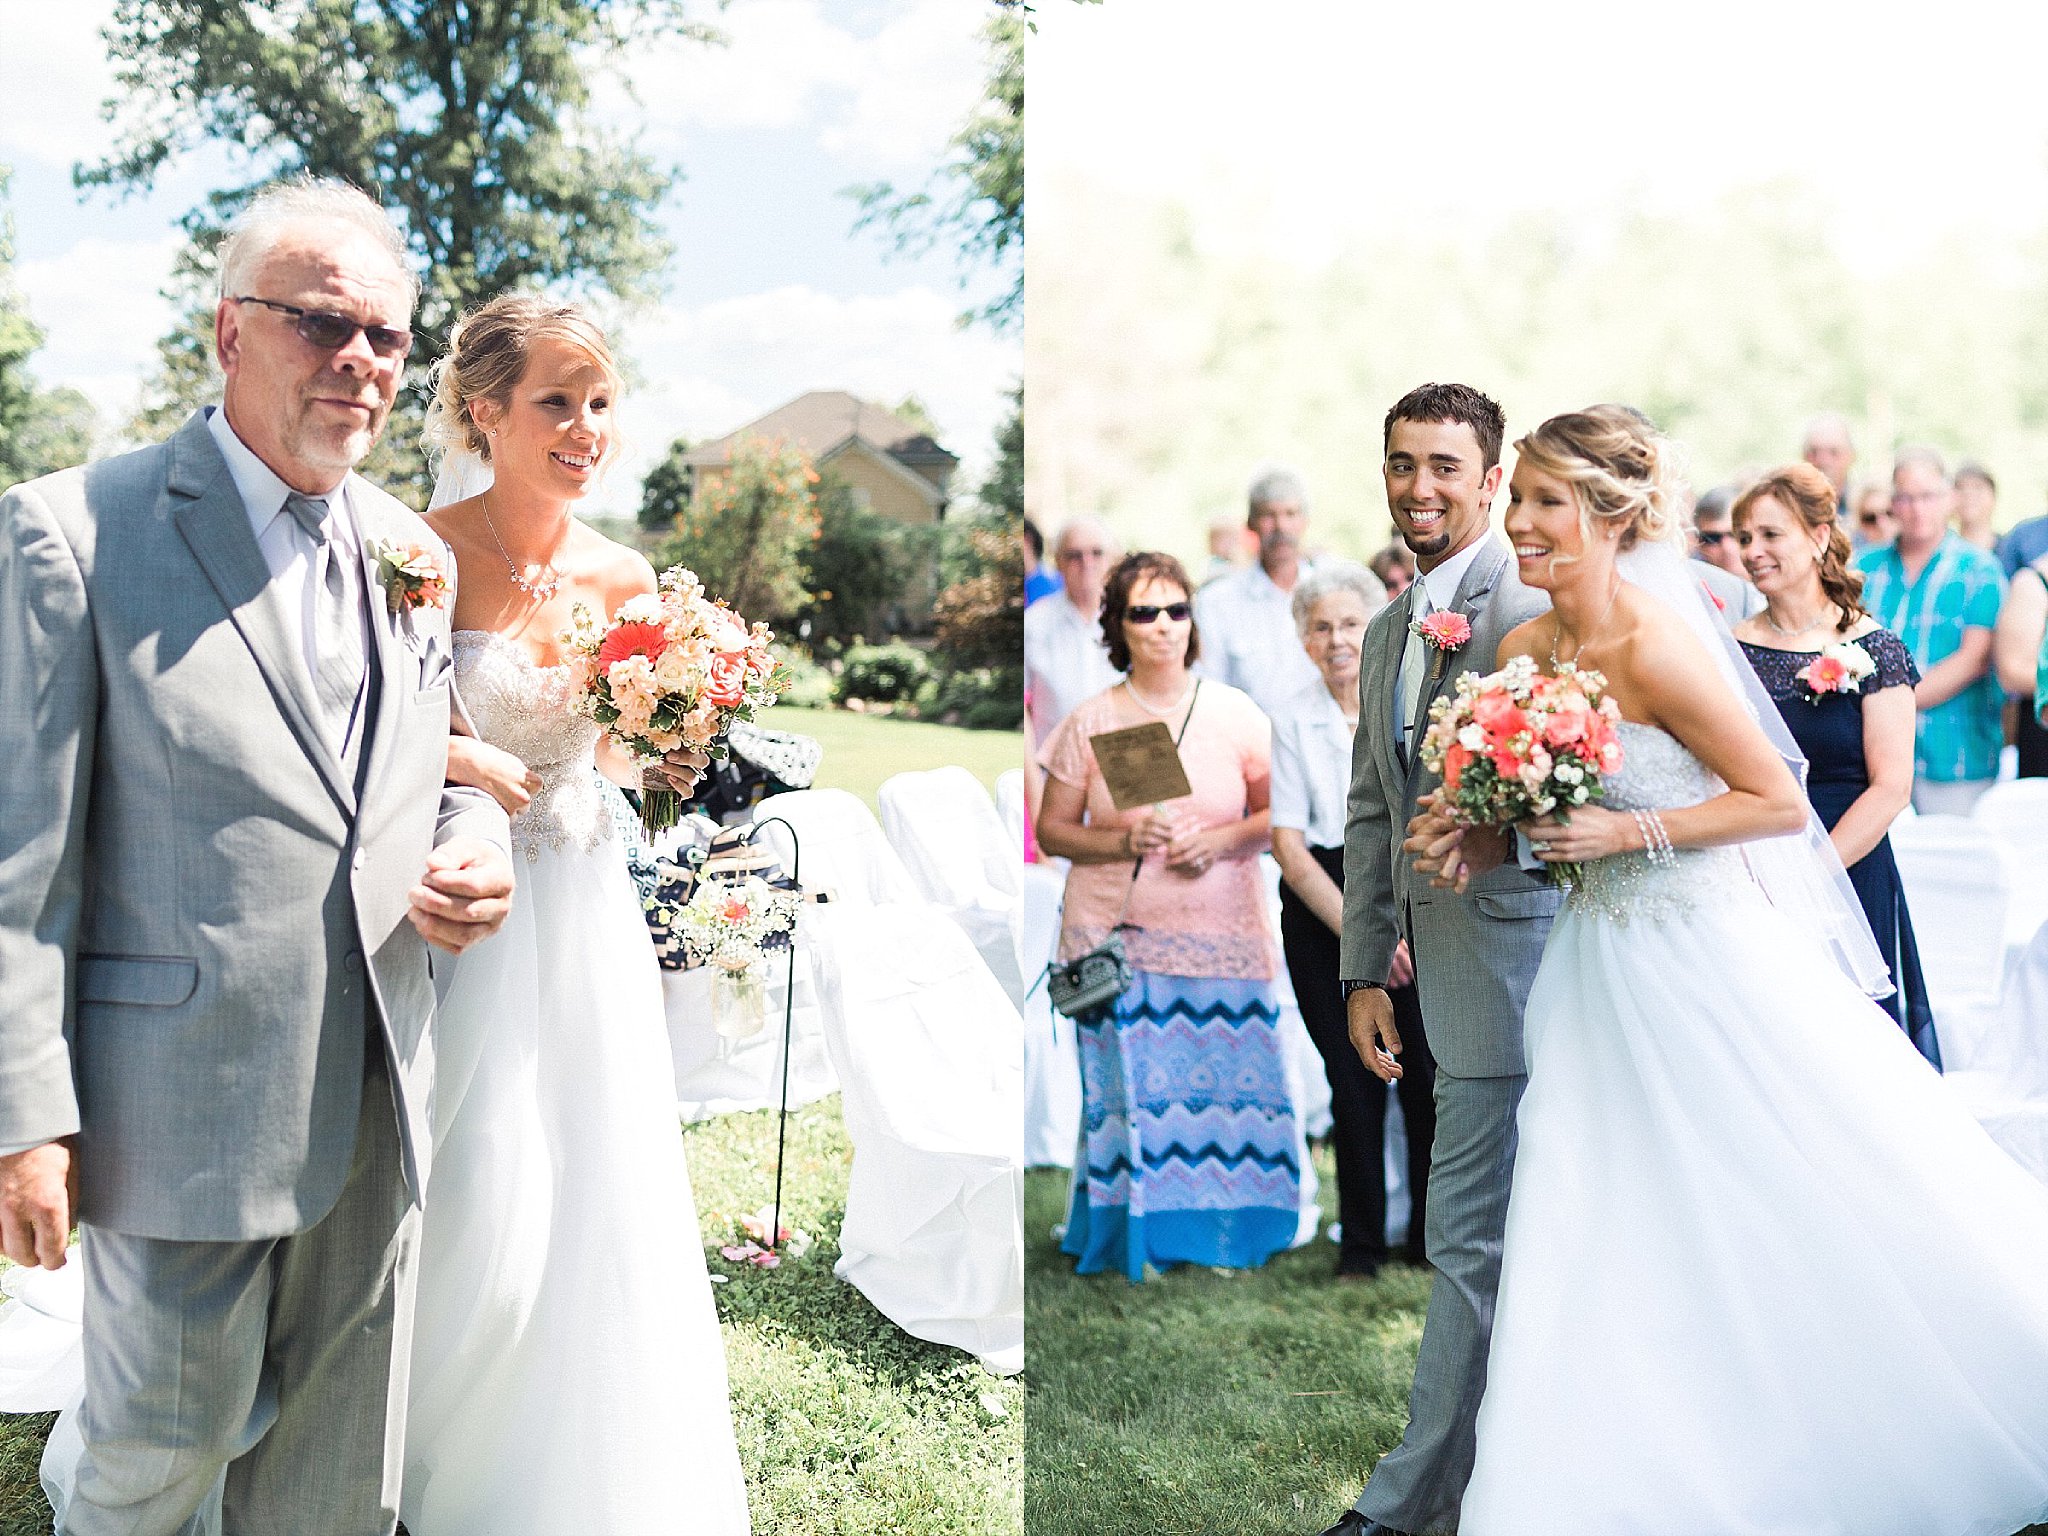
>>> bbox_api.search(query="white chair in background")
[1019,861,1080,1167]
[664,949,839,1123]
[995,768,1026,851]
[1891,816,2010,1057]
[878,766,1025,1003]
[759,788,1025,1376]
[1972,778,2048,953]
[1943,922,2048,1185]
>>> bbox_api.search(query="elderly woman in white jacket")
[1268,559,1434,1280]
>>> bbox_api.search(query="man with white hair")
[1196,465,1372,717]
[0,176,515,1534]
[1025,513,1122,740]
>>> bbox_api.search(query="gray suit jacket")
[0,410,509,1240]
[1339,536,1559,1078]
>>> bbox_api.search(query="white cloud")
[584,283,1017,518]
[620,0,981,172]
[15,233,185,428]
[0,0,120,168]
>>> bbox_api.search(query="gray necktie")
[284,492,364,743]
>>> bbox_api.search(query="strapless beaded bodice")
[453,630,610,861]
[1566,721,1752,922]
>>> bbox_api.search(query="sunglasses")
[232,295,415,358]
[1696,530,1730,546]
[1125,602,1191,624]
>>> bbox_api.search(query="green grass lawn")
[1023,1147,1427,1536]
[786,706,1021,812]
[0,1097,1022,1536]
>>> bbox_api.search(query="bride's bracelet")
[1630,809,1677,867]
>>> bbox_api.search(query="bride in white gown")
[402,295,749,1533]
[1428,407,2048,1535]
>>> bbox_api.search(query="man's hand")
[1387,938,1415,989]
[642,747,712,799]
[0,1141,73,1269]
[1406,794,1509,892]
[407,836,516,954]
[1347,986,1403,1083]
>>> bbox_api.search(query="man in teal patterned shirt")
[1856,447,2007,813]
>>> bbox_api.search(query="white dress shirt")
[1268,677,1358,848]
[1192,559,1322,720]
[1025,589,1121,741]
[1393,536,1489,759]
[206,406,373,752]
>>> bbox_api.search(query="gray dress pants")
[1353,1070,1524,1535]
[62,1053,420,1536]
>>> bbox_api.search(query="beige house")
[680,390,959,524]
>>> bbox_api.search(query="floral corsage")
[1795,641,1876,702]
[1411,610,1472,652]
[367,539,450,614]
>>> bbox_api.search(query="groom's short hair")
[1384,383,1507,471]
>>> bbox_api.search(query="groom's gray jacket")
[1340,535,1559,1078]
[0,410,508,1241]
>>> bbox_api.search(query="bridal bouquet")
[1418,654,1625,885]
[562,566,790,834]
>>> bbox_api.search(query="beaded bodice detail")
[1567,722,1750,923]
[453,630,611,862]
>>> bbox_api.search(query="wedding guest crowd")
[1368,542,1415,599]
[1269,561,1434,1279]
[1802,411,1857,518]
[1024,514,1120,741]
[1023,518,1061,606]
[1037,551,1301,1281]
[1855,447,2008,813]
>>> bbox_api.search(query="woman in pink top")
[1036,552,1302,1280]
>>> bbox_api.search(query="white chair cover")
[759,790,1025,1375]
[995,768,1026,851]
[664,946,840,1122]
[1890,815,2010,1026]
[0,1258,83,1414]
[1019,862,1081,1167]
[1972,778,2048,953]
[878,767,1026,1004]
[1943,923,2048,1184]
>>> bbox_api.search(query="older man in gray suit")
[0,179,515,1535]
[1320,383,1558,1536]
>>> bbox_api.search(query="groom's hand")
[408,837,516,954]
[0,1140,72,1269]
[1347,987,1404,1083]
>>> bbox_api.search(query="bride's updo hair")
[1512,404,1684,553]
[1730,462,1866,630]
[422,294,621,464]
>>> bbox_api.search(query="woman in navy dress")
[1731,463,1939,1064]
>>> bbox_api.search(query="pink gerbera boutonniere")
[1411,610,1472,652]
[1795,641,1876,703]
[367,538,449,614]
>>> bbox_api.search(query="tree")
[637,436,695,532]
[980,383,1022,520]
[0,166,99,488]
[803,475,914,647]
[84,0,717,501]
[660,436,821,624]
[851,2,1023,331]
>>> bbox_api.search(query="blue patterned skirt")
[1061,969,1302,1282]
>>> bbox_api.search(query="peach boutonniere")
[367,539,450,614]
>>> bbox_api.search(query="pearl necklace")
[480,495,567,603]
[1763,602,1829,640]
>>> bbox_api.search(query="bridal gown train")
[399,631,749,1532]
[1459,722,2048,1536]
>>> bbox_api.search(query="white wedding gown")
[401,630,749,1532]
[1460,722,2048,1536]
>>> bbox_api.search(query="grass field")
[1022,1148,1429,1536]
[0,1098,1023,1536]
[789,707,1022,811]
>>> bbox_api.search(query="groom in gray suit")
[1321,384,1557,1536]
[0,179,515,1534]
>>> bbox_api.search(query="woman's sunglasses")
[1125,602,1191,624]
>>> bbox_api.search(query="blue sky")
[0,0,1018,513]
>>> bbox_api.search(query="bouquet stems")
[641,786,682,838]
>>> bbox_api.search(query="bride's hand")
[447,735,542,816]
[1520,807,1638,865]
[643,747,711,798]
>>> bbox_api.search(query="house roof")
[679,390,959,474]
